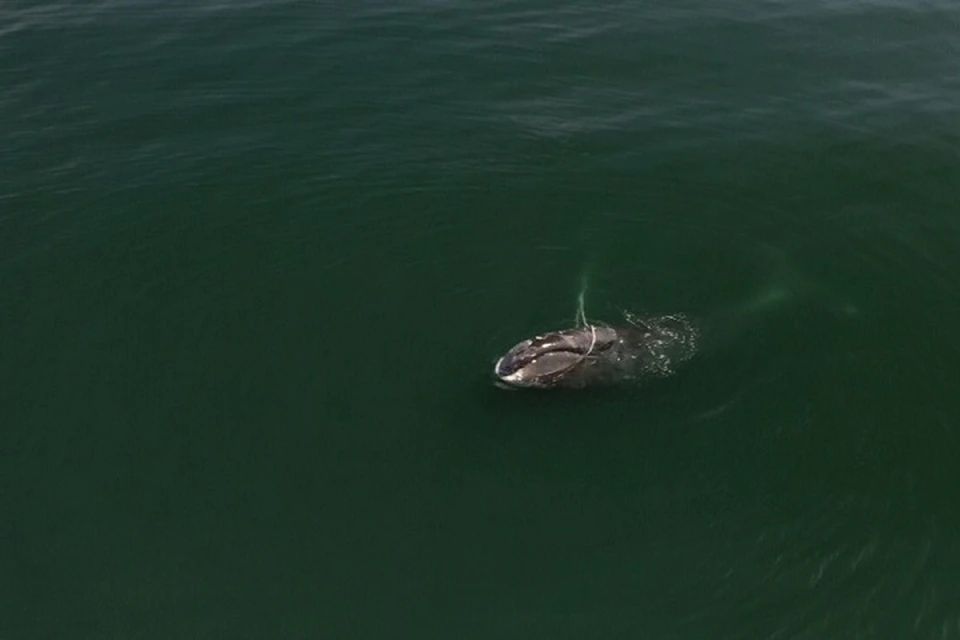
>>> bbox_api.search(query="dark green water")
[4,2,960,638]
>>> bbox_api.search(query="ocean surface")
[4,1,960,638]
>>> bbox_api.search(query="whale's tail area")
[699,245,858,353]
[742,245,856,316]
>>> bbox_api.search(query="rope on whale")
[575,270,598,358]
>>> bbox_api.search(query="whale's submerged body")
[494,311,700,389]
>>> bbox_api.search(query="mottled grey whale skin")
[493,312,700,389]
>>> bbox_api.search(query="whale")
[493,311,700,389]
[492,250,857,390]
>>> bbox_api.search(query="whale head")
[493,325,618,388]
